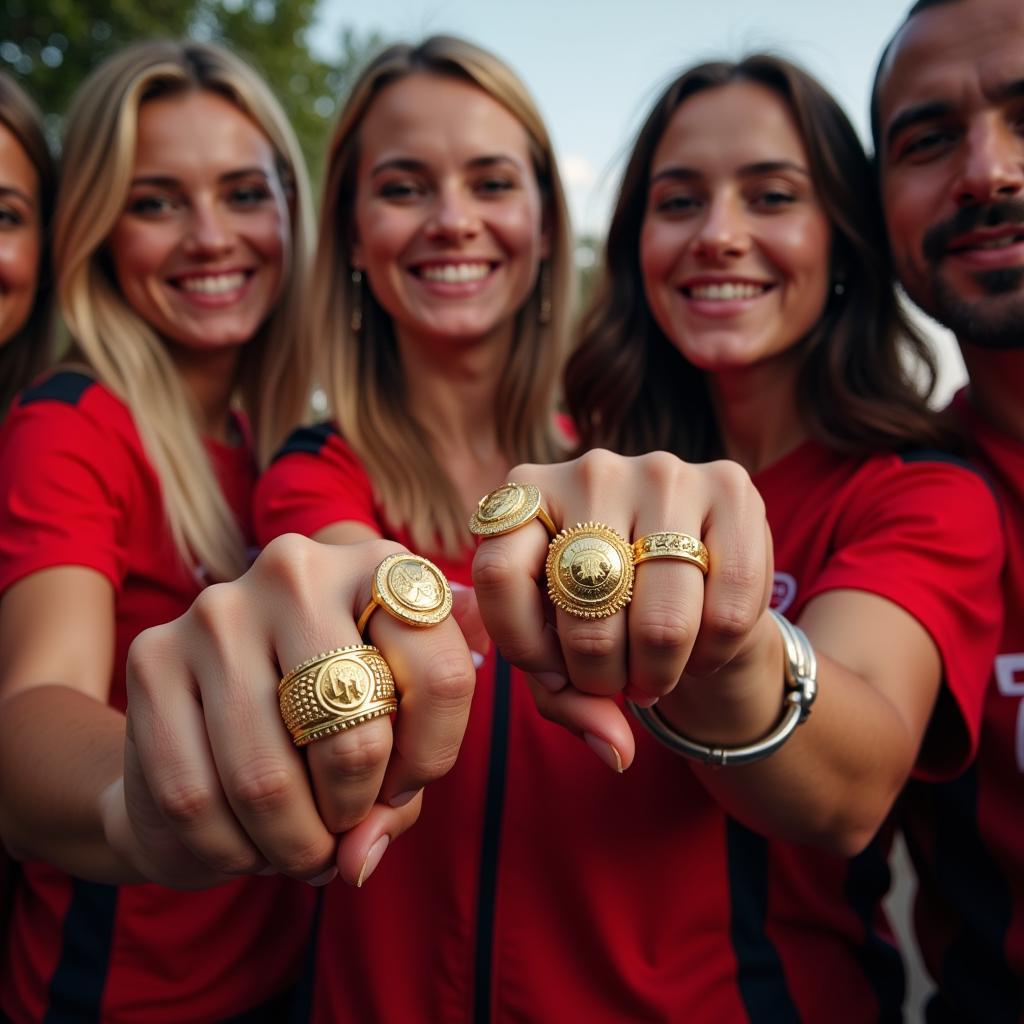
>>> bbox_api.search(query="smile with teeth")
[683,282,770,300]
[417,262,493,283]
[950,233,1024,252]
[176,272,249,295]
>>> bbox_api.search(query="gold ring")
[356,552,453,635]
[545,522,635,619]
[469,482,557,538]
[633,532,710,575]
[278,645,397,747]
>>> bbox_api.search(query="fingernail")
[630,694,659,709]
[307,867,337,887]
[388,789,420,809]
[533,672,567,693]
[584,733,623,773]
[471,651,486,669]
[356,835,389,888]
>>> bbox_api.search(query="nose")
[184,199,234,255]
[955,114,1024,207]
[425,183,480,240]
[692,192,749,261]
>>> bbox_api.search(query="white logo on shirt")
[995,654,1024,773]
[771,572,797,615]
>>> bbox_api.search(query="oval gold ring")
[469,482,557,538]
[278,644,397,747]
[632,531,710,575]
[356,552,453,636]
[545,521,635,619]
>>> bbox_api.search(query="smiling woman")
[0,40,317,1024]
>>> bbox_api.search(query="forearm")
[0,686,140,882]
[658,615,927,854]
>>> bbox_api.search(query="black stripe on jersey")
[726,819,801,1023]
[271,422,338,463]
[19,371,94,408]
[912,769,1021,1023]
[844,838,904,1022]
[222,984,301,1023]
[44,879,117,1023]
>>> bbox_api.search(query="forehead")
[133,90,275,174]
[878,0,1024,136]
[652,81,807,170]
[358,73,533,166]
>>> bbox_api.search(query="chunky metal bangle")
[629,610,818,766]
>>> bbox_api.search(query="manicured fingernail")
[356,835,389,888]
[308,867,337,887]
[533,672,567,693]
[471,651,486,669]
[388,789,420,809]
[584,733,623,773]
[630,694,659,709]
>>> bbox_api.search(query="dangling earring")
[832,271,846,298]
[350,268,363,333]
[538,262,552,325]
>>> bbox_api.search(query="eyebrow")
[649,160,810,185]
[128,167,271,188]
[0,184,34,206]
[369,153,526,176]
[885,78,1024,150]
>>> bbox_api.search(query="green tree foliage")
[1,0,382,186]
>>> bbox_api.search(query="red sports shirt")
[903,391,1024,1022]
[0,372,315,1024]
[256,425,1003,1023]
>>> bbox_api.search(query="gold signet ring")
[632,532,710,575]
[545,522,635,619]
[356,552,453,635]
[469,482,557,538]
[278,645,397,747]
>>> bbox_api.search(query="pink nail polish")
[388,789,420,809]
[307,867,337,887]
[356,835,390,888]
[532,672,567,693]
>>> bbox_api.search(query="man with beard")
[874,0,1024,1018]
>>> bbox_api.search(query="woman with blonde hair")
[0,72,55,416]
[0,40,316,1021]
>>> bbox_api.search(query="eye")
[229,183,273,207]
[378,178,426,201]
[127,193,177,217]
[0,204,24,228]
[652,192,701,215]
[751,189,797,210]
[474,175,516,196]
[898,127,958,162]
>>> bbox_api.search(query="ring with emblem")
[469,482,557,539]
[356,552,453,636]
[545,521,635,619]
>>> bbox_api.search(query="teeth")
[179,272,247,295]
[420,263,490,283]
[973,236,1018,250]
[688,282,766,300]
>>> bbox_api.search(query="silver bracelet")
[629,610,818,767]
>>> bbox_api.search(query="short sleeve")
[801,455,1004,780]
[254,424,380,545]
[0,381,138,595]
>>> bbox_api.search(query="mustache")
[922,200,1024,265]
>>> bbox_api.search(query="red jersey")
[902,391,1024,1022]
[0,372,315,1024]
[256,425,1003,1023]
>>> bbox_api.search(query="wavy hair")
[55,40,313,581]
[567,55,946,461]
[0,73,56,418]
[309,35,574,555]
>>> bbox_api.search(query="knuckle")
[472,543,516,596]
[319,732,391,784]
[495,637,544,667]
[562,626,617,661]
[574,447,617,494]
[155,778,216,829]
[126,626,174,691]
[639,449,685,487]
[632,606,695,652]
[276,836,335,880]
[256,533,319,601]
[190,582,246,637]
[225,760,295,817]
[422,652,476,709]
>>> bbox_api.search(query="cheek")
[107,224,165,295]
[0,229,41,295]
[639,220,678,290]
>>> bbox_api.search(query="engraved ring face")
[469,482,554,537]
[374,553,453,627]
[545,522,635,618]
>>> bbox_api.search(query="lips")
[681,280,772,300]
[947,227,1024,254]
[410,260,498,284]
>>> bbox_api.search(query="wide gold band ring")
[278,644,398,747]
[356,552,453,636]
[545,521,635,619]
[469,482,557,538]
[633,532,710,575]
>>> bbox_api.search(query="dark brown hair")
[0,72,56,418]
[566,54,948,461]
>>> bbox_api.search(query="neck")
[962,346,1024,443]
[167,344,241,442]
[707,355,807,475]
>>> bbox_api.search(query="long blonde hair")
[54,40,314,581]
[0,72,56,418]
[311,35,574,555]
